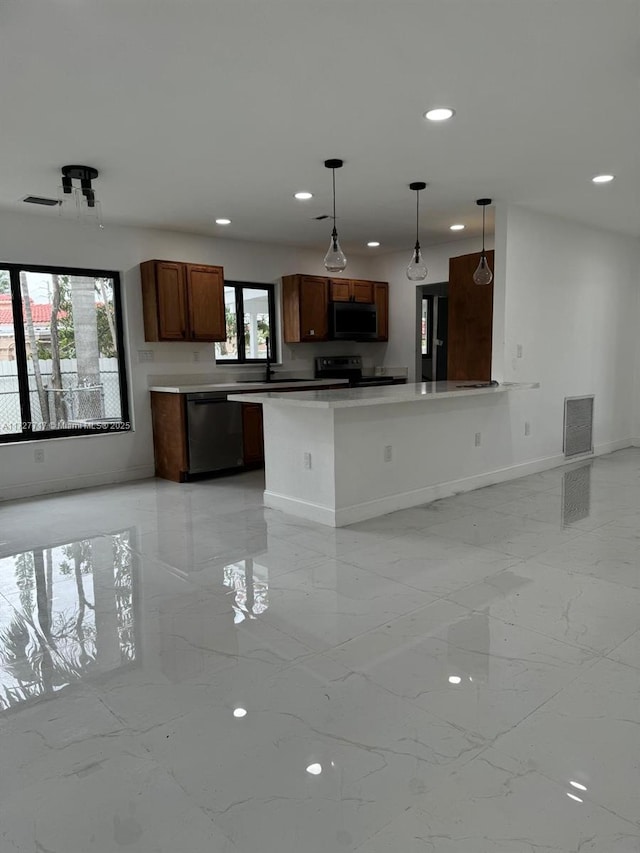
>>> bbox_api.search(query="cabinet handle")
[309,329,315,336]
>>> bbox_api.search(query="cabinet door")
[299,276,329,341]
[242,403,264,465]
[156,263,188,340]
[351,280,374,303]
[329,279,351,302]
[374,282,389,341]
[186,265,226,341]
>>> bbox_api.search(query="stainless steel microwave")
[330,302,378,340]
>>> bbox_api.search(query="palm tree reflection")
[0,530,136,710]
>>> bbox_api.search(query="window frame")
[215,280,277,365]
[0,262,130,444]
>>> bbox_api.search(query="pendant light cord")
[482,204,486,254]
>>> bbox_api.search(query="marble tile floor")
[0,448,639,852]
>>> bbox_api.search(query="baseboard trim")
[264,490,337,527]
[0,465,155,502]
[267,443,636,528]
[594,438,634,456]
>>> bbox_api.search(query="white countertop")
[228,381,539,409]
[149,378,349,394]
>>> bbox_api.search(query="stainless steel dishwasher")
[185,392,244,474]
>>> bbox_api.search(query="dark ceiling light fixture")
[59,165,104,228]
[473,198,493,285]
[406,181,428,281]
[323,159,347,272]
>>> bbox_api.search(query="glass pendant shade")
[473,254,493,285]
[324,159,347,272]
[406,244,428,281]
[406,181,428,282]
[473,197,493,285]
[324,229,347,272]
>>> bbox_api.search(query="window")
[215,281,276,363]
[0,264,130,443]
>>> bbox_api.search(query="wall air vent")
[22,195,60,207]
[563,395,594,458]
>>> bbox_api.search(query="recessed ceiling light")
[448,675,462,684]
[306,763,322,775]
[233,707,247,718]
[566,792,583,803]
[294,191,313,200]
[450,224,465,231]
[367,241,381,247]
[424,107,455,122]
[570,781,587,791]
[215,218,232,225]
[592,174,614,184]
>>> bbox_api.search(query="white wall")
[499,205,639,459]
[376,236,489,381]
[0,208,379,499]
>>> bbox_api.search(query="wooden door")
[351,280,374,303]
[329,279,351,302]
[242,403,264,465]
[186,265,226,341]
[374,282,389,341]
[156,262,188,340]
[447,251,494,381]
[299,276,328,341]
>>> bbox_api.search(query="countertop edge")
[148,379,350,394]
[228,382,540,409]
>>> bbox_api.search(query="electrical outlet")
[474,432,481,447]
[384,445,392,462]
[193,351,200,363]
[138,349,154,363]
[524,421,531,436]
[34,448,44,463]
[303,452,312,470]
[516,344,523,359]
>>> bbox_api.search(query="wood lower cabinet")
[447,250,494,382]
[373,282,389,341]
[141,260,226,342]
[150,392,189,482]
[242,403,264,466]
[282,275,329,342]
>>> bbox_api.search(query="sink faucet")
[264,336,274,383]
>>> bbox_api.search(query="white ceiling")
[1,0,638,254]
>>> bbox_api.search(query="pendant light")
[406,182,428,281]
[323,159,347,272]
[473,198,493,285]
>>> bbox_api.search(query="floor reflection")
[223,558,269,623]
[0,529,137,710]
[561,464,591,526]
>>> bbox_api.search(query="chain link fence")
[0,358,122,433]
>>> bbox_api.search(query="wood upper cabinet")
[141,260,226,342]
[447,250,494,382]
[329,279,374,303]
[186,264,226,341]
[282,275,329,342]
[373,282,389,341]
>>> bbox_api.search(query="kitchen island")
[229,381,539,527]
